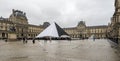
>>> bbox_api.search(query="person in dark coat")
[32,39,35,44]
[23,37,25,44]
[5,39,8,42]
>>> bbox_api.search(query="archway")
[79,34,83,39]
[2,33,5,38]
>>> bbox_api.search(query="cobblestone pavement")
[0,39,120,61]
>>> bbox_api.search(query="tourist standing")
[23,37,25,44]
[32,39,35,44]
[93,36,95,41]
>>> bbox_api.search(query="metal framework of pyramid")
[36,22,70,38]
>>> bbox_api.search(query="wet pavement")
[0,39,120,61]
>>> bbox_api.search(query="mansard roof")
[64,25,108,30]
[12,9,27,20]
[27,24,43,28]
[63,27,76,30]
[77,21,86,26]
[0,16,8,21]
[87,25,108,29]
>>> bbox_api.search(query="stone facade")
[107,0,120,45]
[64,21,107,39]
[0,9,43,40]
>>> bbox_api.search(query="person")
[25,37,27,43]
[25,39,27,43]
[23,37,27,44]
[23,37,25,44]
[93,36,95,41]
[5,39,8,42]
[32,39,35,44]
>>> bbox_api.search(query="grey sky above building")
[0,0,114,27]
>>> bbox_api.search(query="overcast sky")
[0,0,115,27]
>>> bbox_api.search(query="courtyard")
[0,39,120,61]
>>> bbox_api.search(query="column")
[118,28,120,46]
[119,15,120,22]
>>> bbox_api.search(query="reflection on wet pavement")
[0,39,120,61]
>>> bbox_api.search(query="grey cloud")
[41,8,61,17]
[75,0,114,26]
[0,0,115,27]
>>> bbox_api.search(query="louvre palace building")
[0,0,120,42]
[0,9,44,40]
[64,21,107,39]
[0,9,108,40]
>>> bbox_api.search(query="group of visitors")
[22,37,36,44]
[23,37,27,44]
